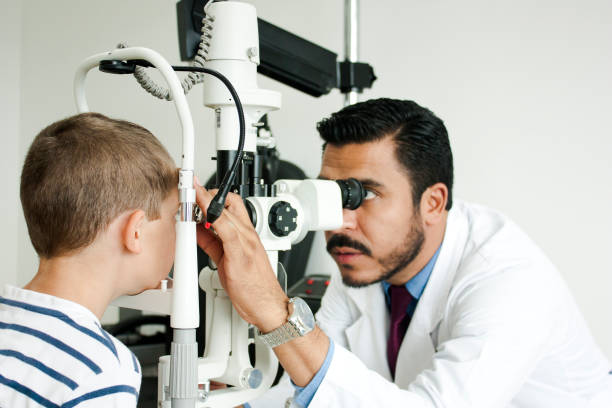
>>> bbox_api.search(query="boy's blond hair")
[20,112,178,258]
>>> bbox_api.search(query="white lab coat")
[252,200,612,407]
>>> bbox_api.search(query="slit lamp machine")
[73,1,375,406]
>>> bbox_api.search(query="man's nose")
[339,208,358,231]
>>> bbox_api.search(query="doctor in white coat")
[195,98,612,407]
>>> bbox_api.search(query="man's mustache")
[326,234,372,257]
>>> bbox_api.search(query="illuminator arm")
[176,0,376,97]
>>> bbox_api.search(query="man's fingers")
[192,181,262,263]
[192,183,225,262]
[196,225,224,265]
[222,192,253,225]
[193,188,245,256]
[194,182,254,234]
[194,182,215,211]
[193,176,249,224]
[208,381,227,391]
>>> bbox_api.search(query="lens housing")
[336,178,366,210]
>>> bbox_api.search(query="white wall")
[4,0,610,358]
[0,1,22,286]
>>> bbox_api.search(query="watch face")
[289,297,315,336]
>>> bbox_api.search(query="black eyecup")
[336,178,366,210]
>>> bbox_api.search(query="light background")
[1,0,610,359]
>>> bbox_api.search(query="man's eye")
[364,189,377,200]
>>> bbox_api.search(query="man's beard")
[326,220,425,288]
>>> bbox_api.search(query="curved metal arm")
[75,47,200,408]
[73,46,195,171]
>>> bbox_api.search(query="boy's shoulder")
[0,285,141,407]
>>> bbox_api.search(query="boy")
[0,113,179,407]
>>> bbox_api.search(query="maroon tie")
[387,285,414,379]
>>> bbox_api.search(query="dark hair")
[317,98,453,210]
[20,112,178,258]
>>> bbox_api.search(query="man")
[195,98,612,406]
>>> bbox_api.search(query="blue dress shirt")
[382,245,441,314]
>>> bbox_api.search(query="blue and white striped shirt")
[0,285,141,407]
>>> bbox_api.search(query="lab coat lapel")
[344,283,392,381]
[394,205,469,387]
[340,205,470,386]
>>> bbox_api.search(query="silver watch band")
[257,297,315,348]
[257,320,301,348]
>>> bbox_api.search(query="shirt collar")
[382,245,441,301]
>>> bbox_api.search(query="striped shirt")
[0,285,141,407]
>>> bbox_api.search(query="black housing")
[176,0,376,97]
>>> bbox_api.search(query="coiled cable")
[124,1,215,100]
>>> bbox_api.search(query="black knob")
[268,201,298,237]
[336,178,366,210]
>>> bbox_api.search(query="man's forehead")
[319,139,399,179]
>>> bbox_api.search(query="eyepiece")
[336,178,366,210]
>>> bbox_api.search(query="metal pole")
[344,0,360,106]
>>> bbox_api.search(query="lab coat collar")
[411,203,468,334]
[343,203,469,384]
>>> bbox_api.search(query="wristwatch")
[257,297,315,348]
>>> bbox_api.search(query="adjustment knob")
[268,201,298,237]
[240,367,263,389]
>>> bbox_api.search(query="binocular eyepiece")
[335,178,366,210]
[193,177,367,226]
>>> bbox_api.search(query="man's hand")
[194,182,330,387]
[194,183,289,333]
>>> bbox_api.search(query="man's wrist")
[274,326,329,387]
[256,296,289,333]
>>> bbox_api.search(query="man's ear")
[123,210,146,254]
[420,183,448,226]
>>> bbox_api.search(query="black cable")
[112,60,245,226]
[171,65,245,227]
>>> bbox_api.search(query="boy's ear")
[123,210,146,254]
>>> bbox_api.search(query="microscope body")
[76,1,357,407]
[160,2,346,407]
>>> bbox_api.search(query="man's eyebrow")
[358,178,384,188]
[317,175,383,188]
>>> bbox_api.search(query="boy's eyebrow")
[317,175,384,189]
